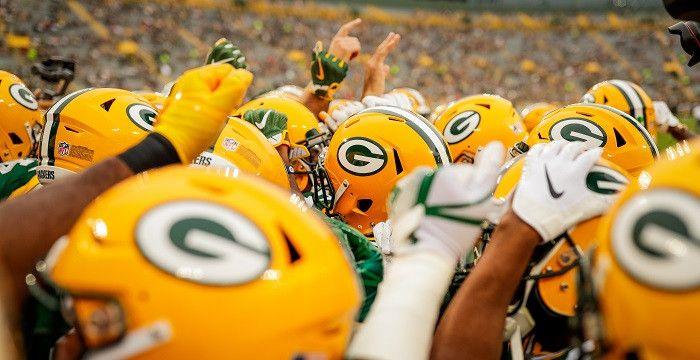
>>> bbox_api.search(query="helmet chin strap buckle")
[333,179,350,208]
[84,320,172,360]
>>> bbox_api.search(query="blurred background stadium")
[0,0,696,147]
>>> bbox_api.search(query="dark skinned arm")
[431,210,542,360]
[0,157,133,307]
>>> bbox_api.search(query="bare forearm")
[431,211,541,360]
[0,157,133,303]
[302,91,331,116]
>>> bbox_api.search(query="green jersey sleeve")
[320,213,384,322]
[0,158,38,200]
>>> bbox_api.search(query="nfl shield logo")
[58,142,70,156]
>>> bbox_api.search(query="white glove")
[389,141,506,261]
[319,100,365,132]
[372,220,394,255]
[653,101,680,127]
[512,140,612,242]
[362,93,413,111]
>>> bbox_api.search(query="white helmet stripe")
[609,80,644,122]
[40,88,94,166]
[360,105,451,165]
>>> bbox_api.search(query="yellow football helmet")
[520,102,558,132]
[36,88,156,184]
[193,117,291,190]
[134,91,167,112]
[319,105,451,235]
[0,71,43,162]
[526,103,658,176]
[574,140,700,359]
[260,84,306,102]
[47,166,361,359]
[434,94,527,163]
[495,155,631,352]
[581,80,656,139]
[391,87,431,117]
[233,96,327,192]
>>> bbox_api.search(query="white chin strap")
[84,320,172,360]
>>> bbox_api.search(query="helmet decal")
[337,137,387,176]
[40,88,94,167]
[585,165,629,195]
[9,83,38,110]
[581,103,659,157]
[136,200,271,286]
[443,110,480,144]
[126,103,157,131]
[549,118,607,148]
[612,189,700,291]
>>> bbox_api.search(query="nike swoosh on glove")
[389,141,506,261]
[156,64,253,163]
[512,140,613,242]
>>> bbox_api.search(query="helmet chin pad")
[36,165,76,185]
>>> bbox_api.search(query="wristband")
[118,132,180,174]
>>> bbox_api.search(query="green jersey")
[0,158,39,200]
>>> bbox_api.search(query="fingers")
[576,147,604,170]
[526,142,545,158]
[336,18,362,37]
[559,141,587,161]
[374,32,401,58]
[473,141,505,186]
[540,140,568,159]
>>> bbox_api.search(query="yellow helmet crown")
[527,103,658,176]
[49,166,361,359]
[520,102,558,132]
[585,140,700,359]
[321,105,451,234]
[37,88,157,183]
[434,94,527,163]
[193,117,290,189]
[0,70,42,162]
[581,79,656,138]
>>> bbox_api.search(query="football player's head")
[36,88,157,184]
[390,87,431,117]
[573,140,700,359]
[526,103,658,176]
[232,96,328,192]
[192,117,291,190]
[494,155,630,352]
[47,166,361,359]
[520,102,558,132]
[319,106,451,235]
[581,80,656,139]
[0,70,43,162]
[434,94,527,163]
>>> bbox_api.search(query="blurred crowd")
[1,0,696,112]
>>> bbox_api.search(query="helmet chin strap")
[83,320,172,360]
[332,179,349,208]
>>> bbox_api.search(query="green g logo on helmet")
[126,103,157,131]
[136,200,271,285]
[443,110,480,144]
[9,83,38,110]
[585,164,628,195]
[549,118,607,148]
[337,137,387,176]
[612,189,700,291]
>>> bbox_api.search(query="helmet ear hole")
[282,231,301,264]
[8,132,23,145]
[613,128,627,147]
[100,98,116,111]
[357,199,373,212]
[393,148,404,175]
